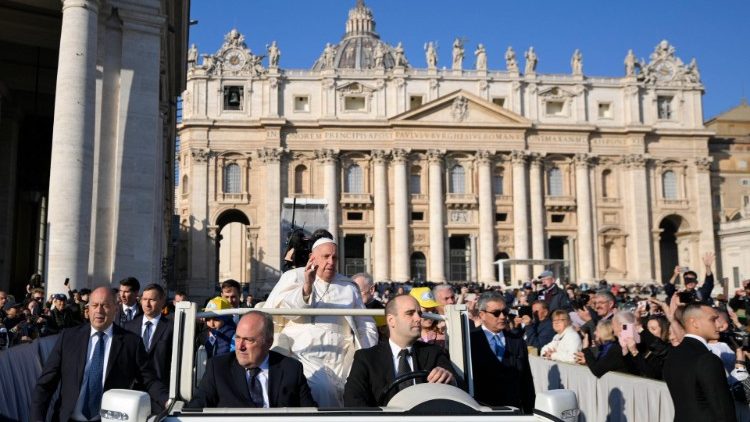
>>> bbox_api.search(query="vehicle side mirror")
[534,389,579,422]
[101,389,151,422]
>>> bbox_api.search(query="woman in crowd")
[409,287,446,347]
[575,312,640,378]
[540,309,582,363]
[627,315,671,379]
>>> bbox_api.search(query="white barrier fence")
[529,356,674,422]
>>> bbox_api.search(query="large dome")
[312,0,406,71]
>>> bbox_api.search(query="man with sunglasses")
[469,291,535,414]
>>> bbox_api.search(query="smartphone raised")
[618,323,640,349]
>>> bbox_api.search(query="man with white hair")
[264,237,377,407]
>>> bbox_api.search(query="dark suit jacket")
[470,328,535,413]
[663,336,736,422]
[30,323,168,422]
[124,315,174,385]
[343,340,459,407]
[115,303,143,327]
[187,351,316,408]
[582,340,639,378]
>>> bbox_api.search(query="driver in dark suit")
[343,294,457,407]
[188,310,316,408]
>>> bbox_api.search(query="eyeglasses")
[552,319,568,323]
[482,309,508,318]
[33,296,43,301]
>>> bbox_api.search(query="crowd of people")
[2,232,750,421]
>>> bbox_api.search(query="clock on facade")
[223,49,246,71]
[654,61,675,82]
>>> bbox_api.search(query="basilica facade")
[177,1,714,297]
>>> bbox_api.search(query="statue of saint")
[394,42,407,67]
[474,44,487,71]
[524,47,537,74]
[571,49,583,75]
[505,46,518,72]
[323,43,336,69]
[187,44,198,64]
[624,49,636,76]
[686,58,700,83]
[452,38,464,70]
[425,42,438,69]
[267,41,280,68]
[373,42,385,68]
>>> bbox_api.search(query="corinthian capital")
[573,153,595,167]
[622,154,648,169]
[510,150,528,164]
[527,152,546,166]
[426,149,445,164]
[474,150,493,165]
[191,148,210,163]
[391,148,410,163]
[694,156,713,172]
[314,148,339,163]
[371,149,390,165]
[257,147,285,164]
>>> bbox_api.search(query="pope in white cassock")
[263,238,378,406]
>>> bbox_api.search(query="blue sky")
[188,0,750,120]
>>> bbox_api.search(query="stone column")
[623,154,654,282]
[365,234,373,274]
[371,150,390,281]
[46,0,99,292]
[427,150,446,282]
[511,151,529,284]
[259,148,283,279]
[476,150,496,282]
[470,234,478,282]
[694,157,716,267]
[529,153,546,276]
[574,153,595,283]
[392,149,410,281]
[316,149,340,241]
[189,148,210,293]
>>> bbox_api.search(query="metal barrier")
[529,356,674,422]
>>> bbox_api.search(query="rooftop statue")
[524,47,537,74]
[425,42,438,70]
[571,49,583,75]
[452,38,464,70]
[505,46,518,73]
[475,44,487,71]
[267,41,280,68]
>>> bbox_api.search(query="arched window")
[345,164,363,193]
[493,167,504,195]
[548,167,563,197]
[601,169,612,198]
[223,163,241,193]
[449,164,465,194]
[410,252,427,282]
[662,170,678,199]
[410,166,422,194]
[294,164,307,194]
[181,175,189,195]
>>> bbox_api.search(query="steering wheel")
[377,370,430,406]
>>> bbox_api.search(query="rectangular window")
[411,212,424,221]
[657,96,673,120]
[551,214,565,223]
[223,86,243,111]
[492,97,506,108]
[294,96,310,112]
[495,213,508,222]
[598,102,613,119]
[740,178,750,187]
[409,95,423,110]
[344,96,366,111]
[346,212,363,221]
[545,101,565,116]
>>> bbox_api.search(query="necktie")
[246,368,264,407]
[396,349,413,391]
[125,308,133,321]
[83,332,106,420]
[493,334,505,362]
[143,321,153,351]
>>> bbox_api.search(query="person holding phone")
[575,310,641,378]
[664,252,716,306]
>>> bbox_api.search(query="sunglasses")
[483,309,508,318]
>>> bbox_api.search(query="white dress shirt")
[141,314,161,350]
[122,303,138,321]
[71,324,114,421]
[388,339,415,377]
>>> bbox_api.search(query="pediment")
[538,86,576,99]
[336,81,376,94]
[391,90,531,127]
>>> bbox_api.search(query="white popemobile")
[101,303,579,422]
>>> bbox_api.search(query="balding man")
[188,311,315,408]
[31,287,167,422]
[343,294,457,407]
[663,303,735,422]
[264,238,377,407]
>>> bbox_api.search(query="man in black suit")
[31,286,167,422]
[124,283,173,385]
[343,294,457,407]
[188,310,316,408]
[470,291,535,413]
[115,277,142,326]
[663,303,735,422]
